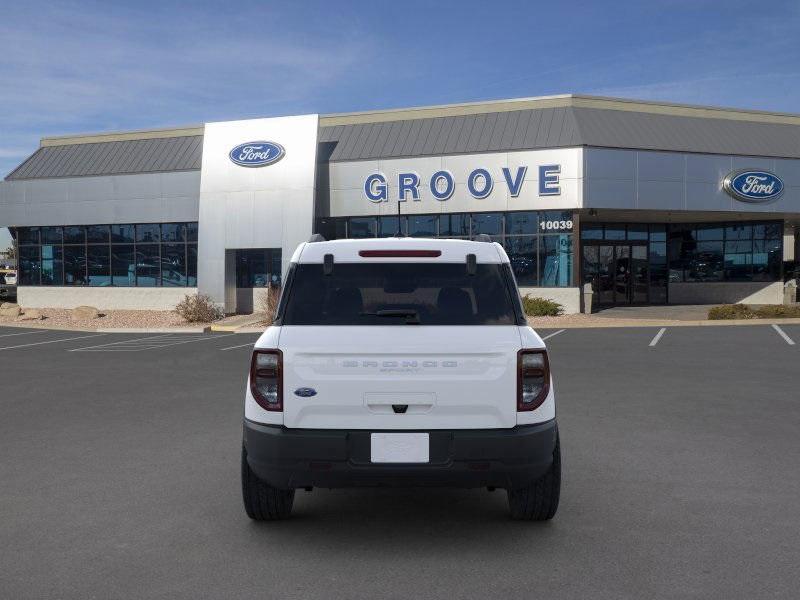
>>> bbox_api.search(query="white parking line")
[0,333,105,352]
[68,333,174,351]
[220,342,256,351]
[0,330,49,339]
[771,324,795,346]
[649,328,667,347]
[70,333,236,352]
[541,329,565,341]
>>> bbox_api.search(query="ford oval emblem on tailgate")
[294,387,317,397]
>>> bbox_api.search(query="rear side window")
[281,262,520,325]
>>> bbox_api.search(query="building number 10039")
[540,219,573,232]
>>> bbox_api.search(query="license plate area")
[370,433,430,463]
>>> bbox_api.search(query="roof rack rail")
[474,234,492,243]
[308,233,326,243]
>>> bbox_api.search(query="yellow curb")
[210,324,240,332]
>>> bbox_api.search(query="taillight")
[250,349,283,411]
[517,349,550,411]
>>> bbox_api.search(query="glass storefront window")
[581,223,603,240]
[408,215,437,237]
[648,224,666,242]
[378,216,407,237]
[15,222,198,288]
[187,245,198,286]
[753,222,782,239]
[319,211,576,288]
[471,213,503,237]
[725,224,752,240]
[64,246,87,285]
[136,223,161,243]
[540,235,572,287]
[19,246,40,285]
[18,227,40,245]
[604,224,626,240]
[161,244,187,286]
[504,236,537,286]
[235,249,282,287]
[695,225,723,241]
[186,222,199,242]
[666,220,782,283]
[111,224,135,243]
[348,217,376,239]
[136,245,161,286]
[440,214,469,237]
[506,212,537,235]
[86,225,109,244]
[111,245,136,287]
[63,226,85,244]
[87,245,111,286]
[41,245,63,286]
[41,227,63,245]
[627,225,648,240]
[161,223,185,243]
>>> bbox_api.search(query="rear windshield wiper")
[360,309,421,324]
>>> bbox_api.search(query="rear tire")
[241,445,295,520]
[507,434,561,521]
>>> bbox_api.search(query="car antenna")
[395,198,404,237]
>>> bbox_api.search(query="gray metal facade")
[318,107,582,161]
[0,171,200,226]
[319,107,800,162]
[6,135,203,180]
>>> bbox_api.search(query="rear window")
[281,262,522,325]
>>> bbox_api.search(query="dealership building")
[1,94,798,314]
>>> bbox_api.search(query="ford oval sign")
[723,169,784,203]
[229,141,285,168]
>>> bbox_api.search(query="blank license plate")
[370,433,429,463]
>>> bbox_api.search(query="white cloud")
[0,2,374,175]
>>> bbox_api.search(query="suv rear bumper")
[243,419,558,490]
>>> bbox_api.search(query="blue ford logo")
[723,170,784,203]
[229,141,285,167]
[293,387,317,398]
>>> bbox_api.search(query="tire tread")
[507,434,561,521]
[241,445,295,520]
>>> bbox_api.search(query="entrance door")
[233,248,282,313]
[583,243,648,305]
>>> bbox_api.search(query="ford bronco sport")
[241,236,560,520]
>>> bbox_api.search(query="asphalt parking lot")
[1,324,799,599]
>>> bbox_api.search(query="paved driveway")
[0,324,798,599]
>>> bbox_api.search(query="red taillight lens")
[517,349,550,411]
[250,349,283,411]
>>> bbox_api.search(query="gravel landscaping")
[0,307,213,330]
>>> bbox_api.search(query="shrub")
[522,296,564,317]
[175,294,222,323]
[256,285,282,325]
[707,304,757,320]
[708,304,800,320]
[754,304,800,318]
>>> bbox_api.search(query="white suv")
[241,236,560,520]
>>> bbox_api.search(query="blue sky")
[1,0,800,249]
